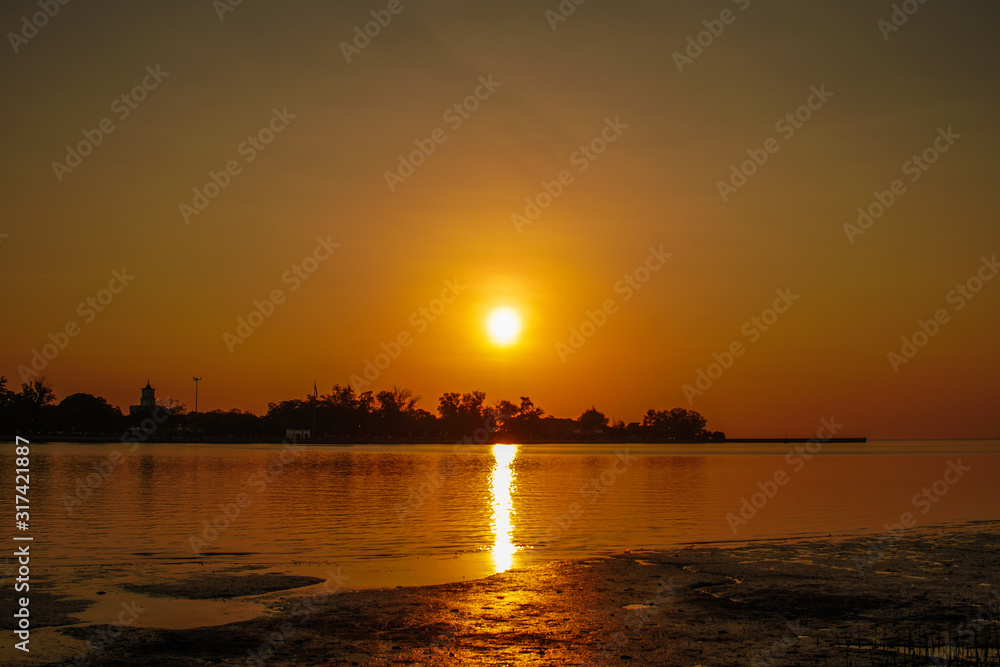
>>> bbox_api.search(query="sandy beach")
[11,520,999,666]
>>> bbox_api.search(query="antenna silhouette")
[193,377,202,414]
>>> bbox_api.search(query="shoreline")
[16,520,999,666]
[3,435,868,445]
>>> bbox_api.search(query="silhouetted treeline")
[0,376,725,443]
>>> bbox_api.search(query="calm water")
[3,439,999,629]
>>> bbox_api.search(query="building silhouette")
[129,381,156,416]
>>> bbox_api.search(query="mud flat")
[18,521,1000,666]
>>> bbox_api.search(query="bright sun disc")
[486,307,522,346]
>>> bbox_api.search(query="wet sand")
[119,573,327,600]
[17,521,1000,666]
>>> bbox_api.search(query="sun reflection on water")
[490,443,519,572]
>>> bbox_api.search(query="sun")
[486,307,522,346]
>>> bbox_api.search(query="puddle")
[72,591,267,629]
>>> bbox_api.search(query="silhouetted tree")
[157,398,185,414]
[516,396,543,428]
[184,409,262,438]
[54,393,123,435]
[266,385,394,438]
[642,408,709,440]
[356,390,376,434]
[408,408,438,438]
[0,377,729,444]
[438,391,488,438]
[0,376,14,430]
[578,407,609,432]
[265,398,310,434]
[375,386,421,437]
[14,377,56,433]
[321,384,367,437]
[494,396,544,440]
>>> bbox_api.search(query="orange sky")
[2,0,998,438]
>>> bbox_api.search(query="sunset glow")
[486,307,523,347]
[490,444,519,573]
[3,3,1000,664]
[1,2,997,440]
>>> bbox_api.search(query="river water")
[4,439,998,631]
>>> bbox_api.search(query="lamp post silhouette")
[193,377,201,414]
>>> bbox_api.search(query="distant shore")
[3,434,867,445]
[23,520,997,666]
